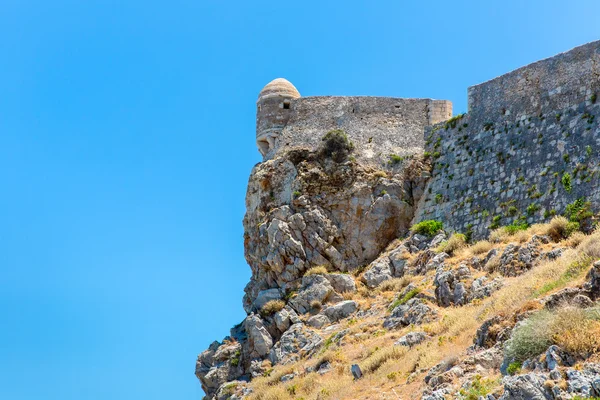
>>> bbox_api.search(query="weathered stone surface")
[325,273,356,294]
[322,300,358,322]
[273,306,300,332]
[306,314,331,329]
[288,274,334,315]
[252,288,282,312]
[269,323,323,365]
[585,260,600,299]
[383,298,436,329]
[242,151,427,312]
[395,331,427,347]
[244,314,273,358]
[362,258,393,288]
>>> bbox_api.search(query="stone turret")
[256,78,300,157]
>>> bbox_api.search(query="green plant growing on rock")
[388,288,420,311]
[388,154,403,165]
[459,375,498,400]
[561,172,572,193]
[506,362,521,376]
[410,220,443,237]
[320,129,355,162]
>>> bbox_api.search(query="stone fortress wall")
[416,40,600,239]
[256,79,452,167]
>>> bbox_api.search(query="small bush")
[260,300,285,317]
[565,221,580,237]
[435,233,467,255]
[506,362,521,376]
[504,222,529,235]
[504,310,554,363]
[459,375,498,400]
[388,288,420,311]
[320,129,355,163]
[310,299,322,311]
[561,172,572,193]
[489,227,510,243]
[410,220,443,237]
[304,266,329,276]
[505,305,600,363]
[546,216,569,241]
[389,154,403,165]
[378,277,410,292]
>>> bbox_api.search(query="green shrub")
[459,375,498,400]
[565,198,593,222]
[506,362,521,376]
[388,288,420,312]
[490,215,502,230]
[410,220,443,237]
[505,304,600,363]
[561,172,572,193]
[320,129,355,162]
[389,154,403,165]
[526,203,540,216]
[504,310,554,363]
[504,222,529,235]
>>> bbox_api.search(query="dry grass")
[469,240,493,255]
[564,231,586,248]
[546,216,569,241]
[551,307,600,355]
[378,277,410,292]
[304,266,329,276]
[489,227,509,243]
[435,233,467,255]
[260,300,285,317]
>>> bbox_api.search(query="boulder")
[288,274,334,314]
[394,331,427,347]
[244,314,273,358]
[383,298,436,329]
[362,258,393,288]
[307,314,331,329]
[269,323,323,365]
[252,288,282,312]
[325,273,357,293]
[322,300,358,322]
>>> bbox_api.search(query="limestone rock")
[306,314,330,329]
[269,323,323,365]
[325,273,356,293]
[322,300,358,322]
[362,257,393,288]
[288,274,334,314]
[383,298,436,329]
[244,314,273,358]
[395,331,427,347]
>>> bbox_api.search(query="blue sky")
[0,1,598,399]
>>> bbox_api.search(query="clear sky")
[0,1,598,399]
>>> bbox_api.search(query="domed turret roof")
[258,78,301,101]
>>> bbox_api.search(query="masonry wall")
[468,41,600,122]
[416,99,600,240]
[265,96,452,168]
[415,41,600,239]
